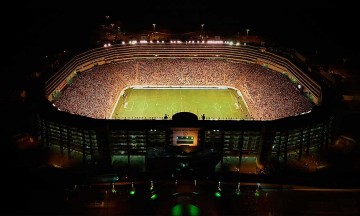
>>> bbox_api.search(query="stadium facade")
[38,42,336,173]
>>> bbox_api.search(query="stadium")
[38,39,336,175]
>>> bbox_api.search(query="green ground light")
[171,204,200,216]
[112,88,250,120]
[150,193,158,200]
[215,191,222,198]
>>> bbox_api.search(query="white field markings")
[150,90,164,117]
[195,91,206,115]
[126,93,138,115]
[192,99,201,117]
[140,95,149,117]
[235,88,250,114]
[128,101,135,112]
[151,91,168,118]
[117,101,133,118]
[180,89,183,112]
[228,89,243,112]
[182,100,192,113]
[164,91,174,116]
[144,90,174,117]
[184,91,196,114]
[151,97,160,117]
[227,102,238,115]
[238,101,244,112]
[170,102,179,116]
[110,89,125,118]
[215,91,231,118]
[234,102,240,110]
[219,90,239,118]
[213,102,223,117]
[172,89,196,114]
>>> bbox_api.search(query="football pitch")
[111,88,250,120]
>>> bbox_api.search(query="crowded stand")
[54,58,313,120]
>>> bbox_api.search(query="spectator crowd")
[54,59,313,120]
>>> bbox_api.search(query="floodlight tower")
[246,29,250,37]
[153,24,156,32]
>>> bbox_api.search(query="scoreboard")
[176,136,194,144]
[171,128,199,146]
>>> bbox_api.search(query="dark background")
[1,0,359,166]
[2,2,360,76]
[1,2,359,145]
[1,2,360,215]
[1,2,359,103]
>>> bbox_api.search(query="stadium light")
[150,181,154,190]
[201,24,204,31]
[129,182,135,195]
[111,182,117,193]
[235,182,241,196]
[246,29,250,37]
[150,180,157,200]
[215,181,222,197]
[255,189,260,197]
[255,183,261,196]
[153,24,156,32]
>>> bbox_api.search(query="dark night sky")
[4,3,360,58]
[1,1,359,96]
[3,3,359,53]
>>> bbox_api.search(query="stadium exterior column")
[59,123,64,154]
[324,120,332,152]
[238,130,244,172]
[82,129,86,164]
[220,130,225,169]
[89,130,94,164]
[95,121,112,168]
[284,131,289,168]
[257,123,274,171]
[298,127,304,161]
[66,124,71,159]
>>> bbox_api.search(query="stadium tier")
[38,43,336,173]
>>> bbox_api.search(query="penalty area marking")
[235,102,239,109]
[235,102,244,111]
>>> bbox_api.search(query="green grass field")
[111,88,250,120]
